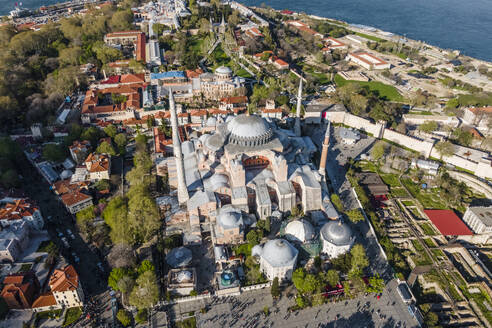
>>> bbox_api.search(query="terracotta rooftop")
[0,199,38,221]
[220,96,248,104]
[85,153,110,173]
[32,292,57,308]
[49,265,80,292]
[424,210,473,236]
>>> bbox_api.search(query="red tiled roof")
[101,75,121,84]
[468,106,492,115]
[220,96,248,104]
[274,58,289,67]
[190,110,207,116]
[261,107,283,113]
[281,9,294,14]
[185,69,204,79]
[349,52,388,66]
[424,210,473,236]
[0,199,38,221]
[85,153,110,173]
[32,292,57,308]
[136,33,146,62]
[49,265,79,292]
[153,127,173,154]
[105,30,142,38]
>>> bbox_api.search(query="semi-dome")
[217,205,243,229]
[206,173,229,191]
[206,116,217,127]
[227,114,273,147]
[320,220,353,246]
[166,246,192,268]
[176,270,193,283]
[285,219,315,243]
[260,239,298,268]
[215,66,232,75]
[205,133,224,151]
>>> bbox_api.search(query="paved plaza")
[187,278,418,328]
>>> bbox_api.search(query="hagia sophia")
[164,80,355,283]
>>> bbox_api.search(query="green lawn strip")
[36,309,62,320]
[379,173,401,188]
[431,249,445,259]
[420,223,436,236]
[334,74,403,101]
[236,68,253,78]
[354,32,384,42]
[423,238,436,247]
[401,200,414,206]
[391,188,409,198]
[233,243,252,257]
[63,307,82,327]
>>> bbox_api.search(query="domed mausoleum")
[284,219,315,243]
[320,220,354,259]
[253,238,298,281]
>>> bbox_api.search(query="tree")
[366,273,385,293]
[263,306,269,316]
[434,141,454,159]
[326,269,340,287]
[350,244,369,275]
[81,127,104,146]
[271,277,280,298]
[346,209,365,223]
[370,141,386,161]
[108,267,129,291]
[418,121,438,133]
[137,260,155,275]
[110,9,134,32]
[246,230,260,246]
[118,275,135,306]
[43,144,65,162]
[295,296,306,308]
[104,124,117,138]
[135,309,148,324]
[114,133,127,153]
[117,309,132,327]
[129,271,159,310]
[96,141,116,156]
[76,205,95,232]
[189,290,198,296]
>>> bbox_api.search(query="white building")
[252,239,298,281]
[339,127,360,145]
[0,199,44,231]
[49,265,84,308]
[347,52,391,70]
[462,107,492,133]
[411,159,440,176]
[462,206,492,234]
[320,220,354,258]
[284,219,315,243]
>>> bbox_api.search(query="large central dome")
[227,114,273,147]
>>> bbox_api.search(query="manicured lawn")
[189,37,203,54]
[401,200,414,206]
[411,239,425,252]
[302,64,330,84]
[420,223,436,236]
[236,68,253,78]
[210,45,231,68]
[391,188,409,198]
[36,309,62,320]
[379,173,401,188]
[334,74,404,102]
[63,307,82,327]
[234,243,252,257]
[355,160,378,172]
[354,32,384,42]
[431,249,445,259]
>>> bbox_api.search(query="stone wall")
[383,129,434,157]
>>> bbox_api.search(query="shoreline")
[252,6,492,66]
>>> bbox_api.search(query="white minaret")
[319,121,331,176]
[294,78,303,137]
[169,88,189,204]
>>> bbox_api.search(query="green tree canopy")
[370,141,387,161]
[137,260,155,275]
[43,143,66,162]
[96,141,116,156]
[116,309,132,327]
[271,277,280,298]
[434,140,455,159]
[418,121,438,133]
[350,244,369,276]
[129,271,159,310]
[104,124,117,138]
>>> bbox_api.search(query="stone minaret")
[169,88,189,204]
[319,121,331,176]
[294,78,303,137]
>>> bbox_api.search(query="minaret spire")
[294,78,303,137]
[319,121,331,176]
[169,88,189,204]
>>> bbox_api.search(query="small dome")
[215,66,232,75]
[320,220,353,246]
[176,270,192,283]
[227,114,273,146]
[166,246,192,268]
[217,205,243,229]
[207,173,229,191]
[60,170,73,180]
[205,133,224,151]
[260,239,298,268]
[181,140,195,155]
[285,219,315,243]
